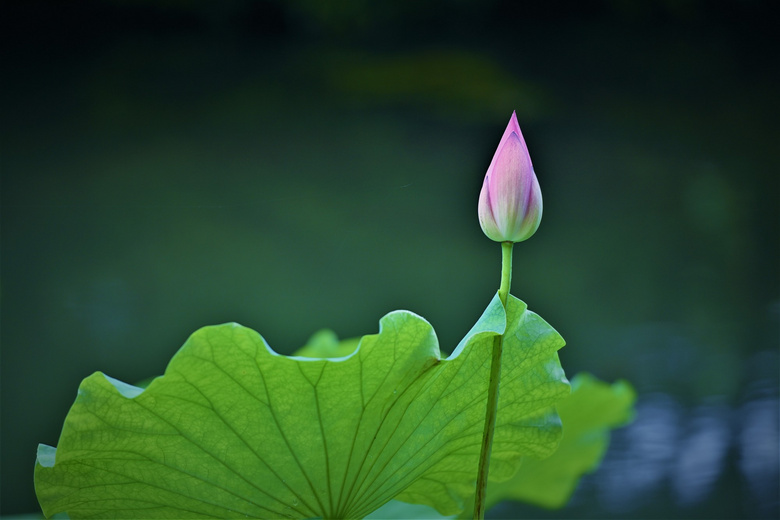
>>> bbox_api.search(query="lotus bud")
[478,111,543,243]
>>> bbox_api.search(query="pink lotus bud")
[478,111,543,243]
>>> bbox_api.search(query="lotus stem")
[473,241,513,519]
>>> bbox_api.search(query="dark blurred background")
[2,0,778,518]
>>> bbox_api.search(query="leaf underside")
[488,372,636,509]
[453,372,637,517]
[374,372,636,519]
[35,295,569,519]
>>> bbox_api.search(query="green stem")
[473,241,513,520]
[497,241,513,305]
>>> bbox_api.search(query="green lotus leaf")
[495,372,635,509]
[293,329,360,360]
[379,373,636,520]
[451,372,636,517]
[35,295,569,519]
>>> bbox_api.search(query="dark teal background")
[2,1,778,517]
